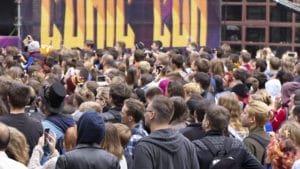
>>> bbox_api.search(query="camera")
[97,75,106,82]
[288,52,296,57]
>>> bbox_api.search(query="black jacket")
[193,131,264,169]
[180,123,206,141]
[55,144,120,169]
[133,128,199,169]
[100,107,122,123]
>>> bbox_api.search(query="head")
[73,87,95,108]
[171,54,184,70]
[145,96,174,130]
[191,58,210,73]
[6,127,29,165]
[134,49,146,63]
[166,80,185,98]
[210,59,225,76]
[109,83,131,107]
[96,87,110,109]
[121,98,145,128]
[100,123,123,160]
[250,89,272,106]
[113,123,131,148]
[239,52,251,64]
[278,121,300,146]
[253,72,268,89]
[145,87,163,104]
[40,82,67,115]
[78,101,102,113]
[151,40,163,51]
[290,105,300,123]
[218,93,242,121]
[77,110,105,144]
[202,105,230,133]
[194,72,210,91]
[241,100,269,128]
[8,82,31,109]
[0,122,10,151]
[169,96,189,124]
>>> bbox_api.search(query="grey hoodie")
[133,128,199,169]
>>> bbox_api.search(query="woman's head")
[6,127,29,165]
[100,123,123,160]
[218,93,241,120]
[278,121,300,147]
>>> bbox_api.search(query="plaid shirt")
[125,123,148,157]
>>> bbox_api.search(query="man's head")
[202,104,230,132]
[115,41,126,54]
[145,87,162,104]
[241,100,269,128]
[151,40,163,52]
[145,96,174,130]
[194,72,210,91]
[8,82,31,109]
[77,110,105,144]
[109,83,131,107]
[121,98,145,128]
[239,52,251,64]
[134,49,146,63]
[0,122,10,151]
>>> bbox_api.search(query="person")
[169,96,189,130]
[101,123,127,169]
[0,81,43,157]
[101,83,131,123]
[241,100,270,165]
[6,127,29,165]
[28,132,58,169]
[193,104,264,169]
[55,110,120,169]
[0,122,27,169]
[120,98,148,158]
[133,96,199,169]
[39,82,77,162]
[180,99,209,141]
[218,93,248,141]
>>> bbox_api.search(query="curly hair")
[266,135,297,169]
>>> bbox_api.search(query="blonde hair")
[251,89,272,106]
[6,127,29,165]
[7,66,23,80]
[279,121,300,146]
[79,101,102,113]
[138,61,151,74]
[100,123,123,160]
[183,82,202,95]
[218,93,241,121]
[96,87,110,100]
[113,123,131,148]
[245,100,270,127]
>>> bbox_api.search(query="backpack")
[201,138,240,169]
[247,134,270,168]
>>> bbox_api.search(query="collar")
[0,151,8,158]
[205,130,223,136]
[76,143,101,149]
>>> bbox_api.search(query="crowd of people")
[0,35,300,169]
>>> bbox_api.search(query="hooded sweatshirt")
[133,128,199,169]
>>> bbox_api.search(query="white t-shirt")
[0,151,27,169]
[292,159,300,169]
[119,155,128,169]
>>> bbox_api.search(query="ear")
[128,115,134,122]
[149,111,155,120]
[193,111,198,122]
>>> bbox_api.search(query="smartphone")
[97,75,105,82]
[44,128,50,143]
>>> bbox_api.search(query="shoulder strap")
[247,134,269,147]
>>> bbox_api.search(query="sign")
[21,0,220,49]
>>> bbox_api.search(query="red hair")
[266,134,297,169]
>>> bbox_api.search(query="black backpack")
[201,138,240,169]
[246,134,270,168]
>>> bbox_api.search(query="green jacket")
[243,126,270,164]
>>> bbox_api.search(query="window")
[270,27,292,43]
[246,28,265,42]
[247,6,266,20]
[270,6,292,22]
[222,25,241,41]
[222,6,242,21]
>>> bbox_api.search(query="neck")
[150,123,169,132]
[129,122,139,129]
[10,107,24,114]
[248,124,257,130]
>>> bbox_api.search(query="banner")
[21,0,220,49]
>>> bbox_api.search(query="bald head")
[0,122,10,151]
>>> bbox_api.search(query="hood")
[77,110,105,144]
[141,128,183,153]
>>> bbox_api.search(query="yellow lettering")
[116,0,135,48]
[198,1,207,46]
[64,0,85,48]
[153,0,171,47]
[40,0,62,48]
[93,0,105,48]
[106,0,115,47]
[172,0,190,47]
[86,0,94,41]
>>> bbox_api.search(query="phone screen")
[44,128,50,143]
[97,75,105,82]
